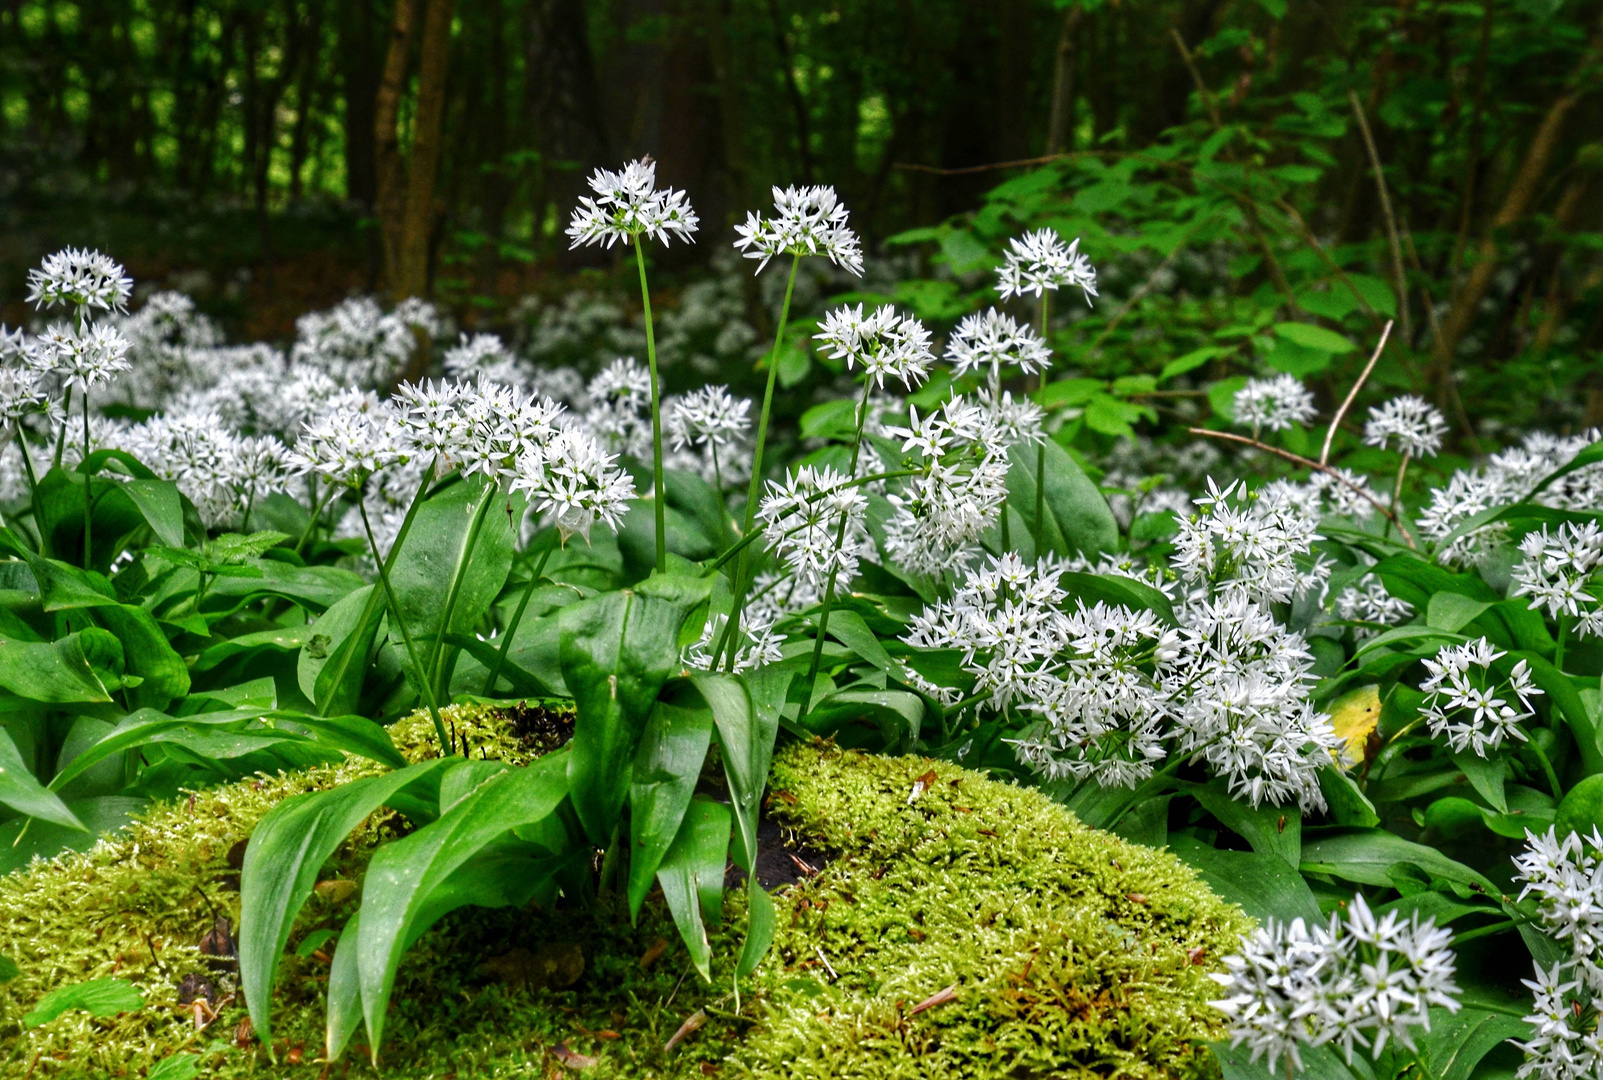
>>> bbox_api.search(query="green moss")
[0,712,1246,1079]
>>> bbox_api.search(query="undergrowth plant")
[0,152,1600,1080]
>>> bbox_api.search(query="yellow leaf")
[1328,685,1381,769]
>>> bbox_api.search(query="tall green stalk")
[633,236,667,576]
[482,535,558,696]
[716,254,802,668]
[14,428,43,555]
[359,498,451,756]
[81,391,92,569]
[802,380,875,683]
[425,480,500,702]
[1032,291,1052,554]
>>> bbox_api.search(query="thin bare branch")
[1348,90,1412,346]
[1190,426,1418,550]
[1321,320,1393,466]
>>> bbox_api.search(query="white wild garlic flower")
[757,465,872,590]
[26,248,133,313]
[1233,374,1317,434]
[995,229,1098,301]
[1419,637,1542,757]
[814,304,934,391]
[733,185,863,276]
[1364,395,1449,459]
[1512,522,1603,634]
[945,308,1052,384]
[566,158,699,250]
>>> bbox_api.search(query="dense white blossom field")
[3,160,1603,1080]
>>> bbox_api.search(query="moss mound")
[0,706,1246,1079]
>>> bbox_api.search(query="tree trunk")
[524,0,610,253]
[339,0,383,209]
[375,0,419,288]
[394,0,456,306]
[1045,5,1084,154]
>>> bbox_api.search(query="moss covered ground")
[0,705,1248,1078]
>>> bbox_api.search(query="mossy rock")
[0,704,1248,1078]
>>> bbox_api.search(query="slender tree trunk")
[1045,5,1084,154]
[375,0,419,288]
[394,0,455,307]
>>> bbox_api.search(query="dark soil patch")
[725,815,837,893]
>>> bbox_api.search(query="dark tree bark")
[339,0,384,209]
[524,0,611,247]
[393,0,457,304]
[1045,5,1085,155]
[375,0,419,286]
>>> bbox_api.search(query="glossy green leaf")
[94,604,189,711]
[0,633,113,703]
[1418,1005,1531,1080]
[1213,1039,1367,1080]
[304,584,383,717]
[356,751,570,1054]
[205,561,366,614]
[23,977,144,1027]
[238,760,451,1047]
[1187,778,1300,867]
[390,477,514,652]
[0,796,144,874]
[737,876,776,979]
[121,478,186,548]
[271,712,407,769]
[560,588,698,845]
[49,708,261,792]
[1005,440,1118,559]
[1170,836,1323,925]
[1555,774,1603,839]
[627,681,715,920]
[657,797,732,982]
[799,687,923,752]
[1272,321,1355,353]
[1299,828,1498,893]
[702,668,786,873]
[1452,751,1508,814]
[0,726,84,831]
[324,913,364,1062]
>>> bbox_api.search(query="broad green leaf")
[1170,837,1323,925]
[356,752,570,1053]
[1509,651,1603,775]
[239,760,451,1047]
[702,668,786,874]
[799,687,924,752]
[49,708,267,792]
[627,682,716,920]
[1158,346,1231,382]
[825,609,903,678]
[1555,774,1603,840]
[205,560,366,613]
[20,556,118,612]
[1318,767,1381,828]
[1213,1039,1368,1080]
[1057,571,1176,624]
[1005,441,1118,559]
[271,712,407,769]
[193,625,313,674]
[560,589,698,845]
[1187,778,1301,867]
[1272,321,1356,353]
[301,585,382,717]
[94,604,189,711]
[146,1054,201,1080]
[324,913,364,1062]
[1418,1005,1531,1080]
[657,797,733,982]
[0,726,85,831]
[0,634,113,703]
[23,978,144,1027]
[1452,751,1508,814]
[0,796,145,874]
[121,478,186,548]
[1427,592,1493,633]
[737,876,777,979]
[1299,828,1498,893]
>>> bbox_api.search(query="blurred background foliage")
[1,0,1601,439]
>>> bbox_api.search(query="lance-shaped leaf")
[303,584,383,718]
[238,760,450,1047]
[656,796,732,983]
[695,669,787,872]
[737,876,777,979]
[355,750,570,1055]
[0,634,114,704]
[627,680,715,921]
[93,604,189,711]
[324,912,364,1063]
[0,727,84,831]
[559,587,699,844]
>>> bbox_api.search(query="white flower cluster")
[815,304,935,391]
[1233,374,1318,434]
[945,308,1052,384]
[910,551,1341,808]
[443,332,528,387]
[1419,429,1603,567]
[1333,575,1414,641]
[291,295,441,389]
[26,247,133,313]
[883,396,1028,576]
[681,611,785,673]
[995,229,1098,302]
[1511,827,1603,1080]
[566,158,699,250]
[1419,637,1542,757]
[1211,894,1460,1072]
[757,465,872,591]
[1513,522,1603,637]
[583,356,653,459]
[1173,479,1330,605]
[1364,395,1448,459]
[733,185,863,276]
[121,412,290,528]
[665,385,751,487]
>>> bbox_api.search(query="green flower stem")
[482,534,558,696]
[803,380,875,683]
[633,235,667,576]
[1528,736,1564,802]
[717,253,801,666]
[81,390,92,569]
[1032,291,1052,553]
[295,480,340,556]
[359,497,451,757]
[13,428,43,555]
[425,479,500,701]
[53,387,71,469]
[1554,614,1569,674]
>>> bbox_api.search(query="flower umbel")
[566,158,699,250]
